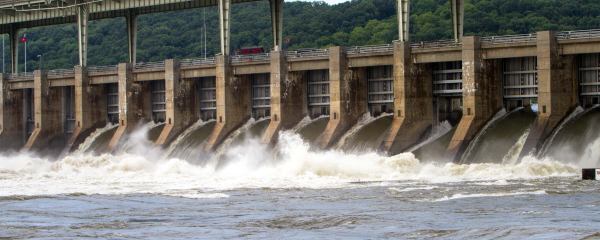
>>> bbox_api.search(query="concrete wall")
[156,59,199,146]
[317,46,368,149]
[261,51,307,146]
[0,74,25,152]
[379,41,433,155]
[24,70,67,158]
[444,36,504,163]
[204,55,252,154]
[519,31,578,158]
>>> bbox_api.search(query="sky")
[287,0,351,5]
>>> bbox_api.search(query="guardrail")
[557,29,600,40]
[347,44,393,54]
[181,57,216,67]
[286,48,329,58]
[134,61,165,70]
[88,65,118,74]
[7,72,34,80]
[47,68,75,77]
[481,34,537,45]
[231,53,271,63]
[410,40,462,50]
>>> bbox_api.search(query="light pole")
[37,54,42,70]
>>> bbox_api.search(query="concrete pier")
[519,31,578,158]
[203,55,252,154]
[0,74,24,151]
[317,46,367,149]
[107,63,152,152]
[261,51,306,146]
[156,59,198,146]
[379,41,433,155]
[24,70,66,157]
[444,36,503,163]
[63,67,107,153]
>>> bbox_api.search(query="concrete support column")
[77,5,89,67]
[218,0,231,55]
[444,36,503,162]
[269,0,283,50]
[0,73,25,151]
[107,63,151,151]
[397,0,410,41]
[261,51,305,146]
[156,59,198,146]
[204,55,251,153]
[451,0,464,41]
[24,70,65,157]
[317,46,367,149]
[63,67,107,153]
[379,41,433,155]
[126,10,138,64]
[9,24,19,73]
[519,31,577,158]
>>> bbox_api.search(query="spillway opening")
[63,86,76,142]
[199,76,217,121]
[307,70,330,119]
[23,88,34,144]
[579,53,600,108]
[432,61,463,126]
[252,73,270,119]
[367,66,393,117]
[152,80,166,123]
[503,57,538,111]
[106,83,119,124]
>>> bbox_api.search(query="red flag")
[20,33,26,43]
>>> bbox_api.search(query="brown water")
[84,127,118,155]
[166,121,216,163]
[296,117,329,147]
[413,127,457,163]
[338,115,393,154]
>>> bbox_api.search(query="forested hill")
[10,0,600,71]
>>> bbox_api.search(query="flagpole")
[2,34,4,74]
[203,8,206,59]
[24,30,26,73]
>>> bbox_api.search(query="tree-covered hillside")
[6,0,600,71]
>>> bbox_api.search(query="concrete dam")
[0,29,599,168]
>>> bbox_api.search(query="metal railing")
[7,72,34,80]
[134,61,165,70]
[410,40,462,50]
[88,65,118,74]
[347,44,393,54]
[557,29,600,40]
[286,48,330,58]
[481,34,537,45]
[47,68,75,77]
[231,53,271,63]
[181,57,216,67]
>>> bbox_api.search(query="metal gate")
[64,86,76,141]
[199,77,217,121]
[367,65,393,116]
[433,61,463,124]
[107,83,119,124]
[307,70,330,118]
[152,80,166,123]
[503,57,538,110]
[579,53,600,108]
[24,88,34,143]
[252,73,270,119]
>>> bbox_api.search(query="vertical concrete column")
[204,55,251,153]
[156,59,198,146]
[444,36,503,162]
[126,10,138,64]
[9,24,19,73]
[317,46,367,149]
[63,67,107,153]
[261,51,306,146]
[76,5,89,67]
[379,41,433,155]
[519,31,577,158]
[24,70,65,157]
[0,73,25,151]
[107,63,150,151]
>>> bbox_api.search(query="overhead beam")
[218,0,231,55]
[0,9,16,16]
[269,0,283,50]
[451,0,464,41]
[397,0,410,41]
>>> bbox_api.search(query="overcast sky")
[287,0,351,5]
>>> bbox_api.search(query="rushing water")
[335,113,393,154]
[411,121,456,163]
[163,120,216,164]
[72,123,119,156]
[1,113,598,238]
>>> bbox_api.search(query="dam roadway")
[0,29,599,161]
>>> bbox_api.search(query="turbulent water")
[1,114,598,238]
[163,120,216,164]
[411,121,456,163]
[335,113,393,154]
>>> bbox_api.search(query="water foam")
[334,112,392,150]
[502,127,530,165]
[209,117,269,167]
[162,119,214,158]
[427,190,547,202]
[72,123,118,155]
